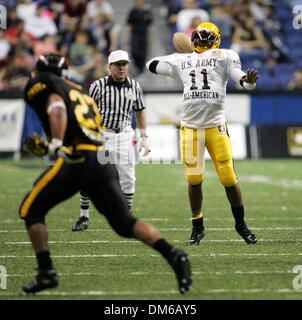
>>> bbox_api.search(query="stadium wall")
[0,92,301,159]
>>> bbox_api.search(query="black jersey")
[24,72,105,146]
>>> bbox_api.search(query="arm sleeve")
[146,55,177,78]
[89,80,100,104]
[229,67,245,85]
[227,50,256,90]
[226,50,246,85]
[133,80,146,111]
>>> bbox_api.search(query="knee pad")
[186,173,204,185]
[217,161,237,187]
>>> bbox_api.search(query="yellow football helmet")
[191,22,221,53]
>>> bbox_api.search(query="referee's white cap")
[108,50,131,64]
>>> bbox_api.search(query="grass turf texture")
[0,158,301,300]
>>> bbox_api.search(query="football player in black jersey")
[19,53,192,295]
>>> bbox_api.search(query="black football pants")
[19,145,137,237]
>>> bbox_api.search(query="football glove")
[23,133,48,157]
[56,146,85,164]
[23,134,85,164]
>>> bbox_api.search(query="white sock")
[80,209,89,219]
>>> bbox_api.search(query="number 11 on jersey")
[189,69,211,90]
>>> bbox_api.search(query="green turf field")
[0,158,301,300]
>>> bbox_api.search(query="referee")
[72,50,150,231]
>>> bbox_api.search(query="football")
[172,32,194,53]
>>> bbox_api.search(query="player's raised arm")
[227,50,259,91]
[146,55,175,77]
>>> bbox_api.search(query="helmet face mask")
[36,53,68,77]
[191,22,221,54]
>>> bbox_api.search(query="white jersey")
[148,49,246,128]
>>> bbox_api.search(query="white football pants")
[102,126,136,195]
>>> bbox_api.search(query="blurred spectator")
[70,50,107,87]
[0,46,33,91]
[126,0,153,75]
[68,47,105,86]
[249,0,268,23]
[4,18,25,46]
[250,3,283,45]
[24,4,58,39]
[176,0,210,32]
[60,0,87,31]
[227,1,250,28]
[16,0,37,21]
[0,0,17,10]
[185,16,202,36]
[0,30,11,67]
[210,5,232,39]
[166,0,182,27]
[57,23,76,58]
[33,35,58,61]
[4,18,36,47]
[69,29,91,65]
[231,16,267,53]
[7,7,20,28]
[90,12,119,57]
[263,37,291,73]
[88,51,106,83]
[48,1,65,26]
[86,0,114,22]
[287,68,302,91]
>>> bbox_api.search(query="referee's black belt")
[107,128,123,133]
[105,125,132,134]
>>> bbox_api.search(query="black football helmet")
[36,53,68,77]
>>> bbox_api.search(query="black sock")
[36,251,53,270]
[153,238,174,260]
[232,206,245,226]
[192,217,204,230]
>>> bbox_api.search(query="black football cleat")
[169,249,192,294]
[23,268,58,294]
[235,222,258,244]
[72,216,89,231]
[187,227,205,246]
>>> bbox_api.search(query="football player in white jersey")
[146,22,259,245]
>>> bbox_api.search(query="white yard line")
[177,171,302,189]
[0,254,137,258]
[3,217,302,225]
[1,226,302,233]
[240,175,302,189]
[0,290,179,297]
[1,252,302,259]
[5,269,293,278]
[201,171,302,189]
[0,288,300,297]
[4,238,302,245]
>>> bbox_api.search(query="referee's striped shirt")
[89,75,146,130]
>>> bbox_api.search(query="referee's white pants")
[102,126,136,195]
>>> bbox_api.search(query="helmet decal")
[36,53,68,77]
